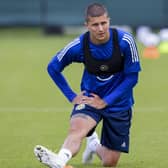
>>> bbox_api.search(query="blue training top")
[47,28,141,112]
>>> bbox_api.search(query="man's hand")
[81,93,107,109]
[72,92,107,109]
[72,91,88,105]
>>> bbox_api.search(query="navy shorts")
[71,104,132,153]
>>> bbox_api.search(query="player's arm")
[81,73,138,109]
[47,38,81,102]
[103,32,141,106]
[103,72,138,106]
[47,61,77,102]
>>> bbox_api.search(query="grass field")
[0,27,168,168]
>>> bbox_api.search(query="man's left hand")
[81,93,107,109]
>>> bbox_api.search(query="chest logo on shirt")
[75,104,86,110]
[100,64,109,72]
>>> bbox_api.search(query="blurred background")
[0,0,168,28]
[0,0,168,168]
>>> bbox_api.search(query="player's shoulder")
[79,32,88,45]
[70,31,89,46]
[59,36,82,56]
[114,28,134,42]
[114,28,136,50]
[65,37,81,50]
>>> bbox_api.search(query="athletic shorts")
[71,104,132,153]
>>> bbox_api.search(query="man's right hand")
[72,91,88,105]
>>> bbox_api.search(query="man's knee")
[98,147,120,167]
[68,126,85,140]
[102,159,118,167]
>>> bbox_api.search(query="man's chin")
[97,37,107,42]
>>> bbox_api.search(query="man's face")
[85,14,110,44]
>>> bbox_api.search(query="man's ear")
[108,17,111,22]
[84,22,88,29]
[84,22,87,27]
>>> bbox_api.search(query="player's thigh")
[70,104,102,137]
[69,113,97,137]
[101,109,132,153]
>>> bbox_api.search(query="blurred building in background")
[0,0,167,29]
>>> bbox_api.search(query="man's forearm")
[47,63,77,102]
[103,72,139,106]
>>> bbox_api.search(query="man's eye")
[101,22,107,25]
[93,23,98,26]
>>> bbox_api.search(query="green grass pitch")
[0,28,168,168]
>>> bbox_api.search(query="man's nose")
[98,24,103,31]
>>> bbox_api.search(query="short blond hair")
[85,3,108,22]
